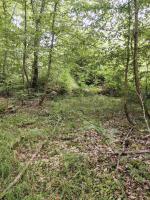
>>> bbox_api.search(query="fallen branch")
[0,118,61,200]
[107,149,150,156]
[0,143,44,199]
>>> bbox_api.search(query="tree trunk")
[133,0,150,119]
[124,0,134,125]
[133,0,140,95]
[39,1,59,106]
[2,0,8,81]
[145,63,149,98]
[31,0,46,91]
[23,0,30,89]
[31,19,40,90]
[2,1,17,82]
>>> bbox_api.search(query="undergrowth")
[0,95,149,199]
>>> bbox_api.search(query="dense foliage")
[0,1,150,199]
[0,0,149,97]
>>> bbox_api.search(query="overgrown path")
[0,95,150,200]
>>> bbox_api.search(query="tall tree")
[124,0,134,125]
[22,0,29,88]
[31,0,46,90]
[133,0,150,121]
[2,0,7,81]
[39,0,59,106]
[1,0,16,86]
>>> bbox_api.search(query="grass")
[0,95,149,199]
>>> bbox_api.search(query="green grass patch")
[0,95,149,199]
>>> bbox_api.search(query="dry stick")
[0,143,44,200]
[107,149,150,156]
[0,118,61,200]
[116,127,133,171]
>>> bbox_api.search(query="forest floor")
[0,95,150,200]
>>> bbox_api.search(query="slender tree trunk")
[143,55,149,100]
[31,0,45,91]
[144,62,149,119]
[2,0,8,81]
[133,0,150,119]
[23,0,30,89]
[39,1,59,106]
[124,0,134,125]
[145,63,149,98]
[133,0,140,95]
[2,1,17,81]
[3,51,7,80]
[31,19,40,90]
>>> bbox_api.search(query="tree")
[31,0,46,90]
[124,0,134,125]
[39,0,59,105]
[1,0,17,82]
[22,0,29,89]
[133,0,150,119]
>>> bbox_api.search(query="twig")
[0,143,44,199]
[0,118,61,200]
[107,149,150,156]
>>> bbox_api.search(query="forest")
[0,0,150,199]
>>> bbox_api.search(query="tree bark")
[133,0,140,95]
[39,1,59,106]
[124,0,134,125]
[31,18,40,90]
[23,0,30,89]
[2,0,8,81]
[133,0,150,119]
[2,1,16,86]
[31,0,46,91]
